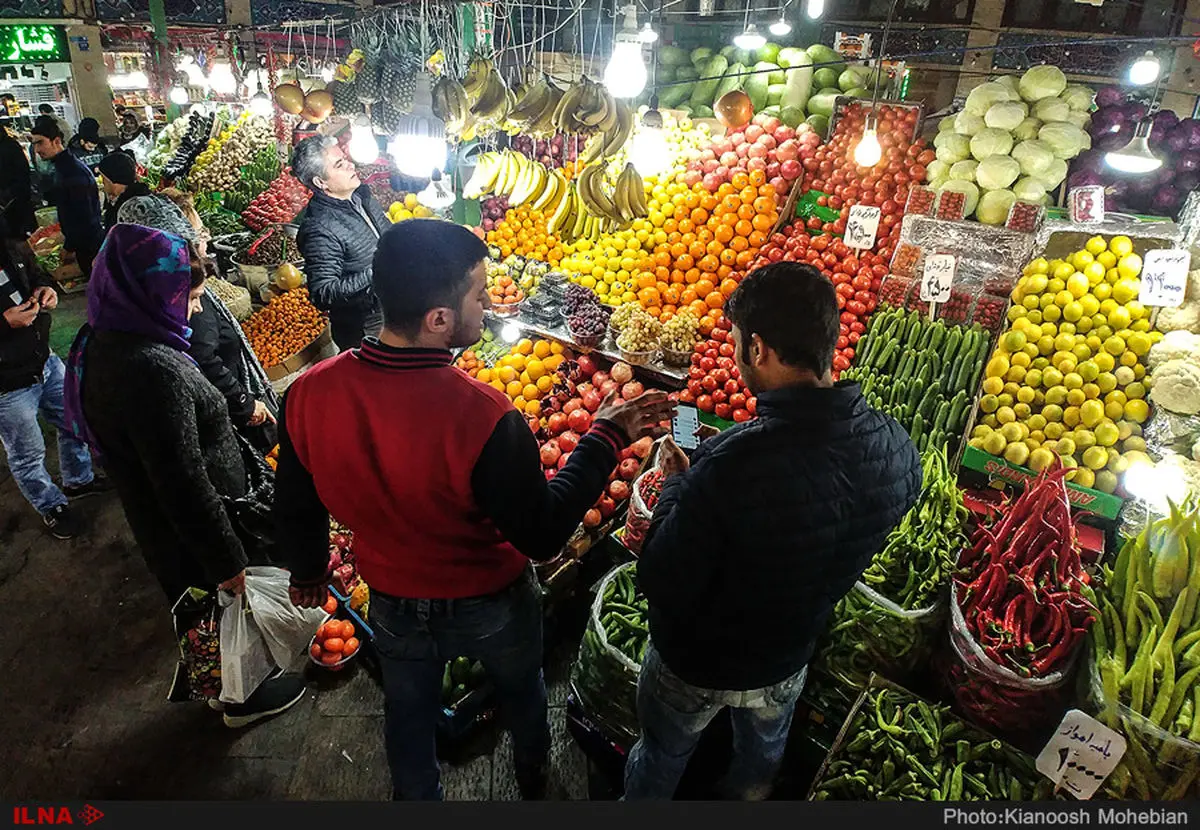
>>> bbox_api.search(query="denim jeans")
[623,644,806,800]
[0,354,93,515]
[368,566,550,800]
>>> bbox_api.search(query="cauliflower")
[1149,359,1200,414]
[1149,329,1200,370]
[1158,453,1200,495]
[1155,300,1200,335]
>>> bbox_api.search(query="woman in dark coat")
[62,224,303,727]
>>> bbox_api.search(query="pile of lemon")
[474,338,568,417]
[388,194,436,223]
[969,235,1161,493]
[558,222,657,308]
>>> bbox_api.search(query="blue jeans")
[623,644,806,800]
[0,354,93,515]
[368,566,550,800]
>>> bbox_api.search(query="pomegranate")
[539,442,562,468]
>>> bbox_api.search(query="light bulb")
[769,16,792,36]
[501,322,521,343]
[628,125,672,178]
[249,92,273,118]
[639,23,659,43]
[806,0,825,19]
[209,64,236,95]
[348,116,380,164]
[733,25,766,51]
[169,85,189,105]
[1105,134,1162,173]
[321,66,334,83]
[388,75,448,178]
[1128,51,1160,86]
[854,124,882,167]
[605,38,648,98]
[419,174,454,210]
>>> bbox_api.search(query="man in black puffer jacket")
[624,262,922,801]
[293,135,390,351]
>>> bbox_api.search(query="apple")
[744,124,764,142]
[539,441,562,468]
[780,159,802,179]
[775,139,799,162]
[747,144,769,160]
[682,170,703,187]
[746,157,768,172]
[766,161,781,179]
[702,158,719,174]
[618,458,642,481]
[597,495,617,519]
[558,430,580,453]
[702,173,723,191]
[770,176,789,195]
[773,125,796,144]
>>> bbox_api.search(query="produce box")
[959,444,1123,519]
[264,324,332,382]
[827,97,922,143]
[807,674,1057,801]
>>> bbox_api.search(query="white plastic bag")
[243,566,326,672]
[218,590,275,704]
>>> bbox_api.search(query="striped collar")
[353,338,452,370]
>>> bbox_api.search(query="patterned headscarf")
[116,195,198,244]
[63,225,198,452]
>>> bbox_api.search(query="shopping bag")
[168,587,221,702]
[243,566,326,672]
[218,590,275,704]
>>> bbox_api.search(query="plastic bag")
[570,562,646,747]
[244,566,327,672]
[939,596,1077,739]
[169,588,221,702]
[1086,655,1200,799]
[218,590,275,704]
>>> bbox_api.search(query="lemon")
[1055,355,1078,375]
[985,355,1010,378]
[969,437,986,450]
[982,414,999,429]
[1125,399,1149,423]
[1055,436,1077,456]
[982,432,1008,456]
[1133,364,1146,380]
[1083,383,1101,400]
[1043,403,1064,423]
[1072,250,1095,270]
[1036,335,1055,355]
[1107,306,1132,330]
[1004,442,1031,466]
[1072,467,1097,488]
[1110,235,1134,257]
[1093,282,1112,301]
[1096,251,1117,269]
[1067,388,1087,407]
[982,376,1004,395]
[1065,273,1089,299]
[1080,399,1105,428]
[1132,319,1152,333]
[1052,261,1075,280]
[1076,316,1094,334]
[1117,253,1143,281]
[1126,332,1151,356]
[1042,367,1065,388]
[972,424,994,439]
[1006,365,1027,384]
[1086,236,1108,256]
[1081,446,1108,471]
[1126,300,1147,321]
[1123,436,1147,453]
[1103,336,1126,356]
[1064,406,1082,428]
[1125,381,1146,400]
[1094,470,1119,494]
[979,394,1000,413]
[1002,330,1028,352]
[1044,422,1065,440]
[1014,403,1032,420]
[1049,278,1067,293]
[998,393,1015,408]
[1024,342,1040,359]
[1025,368,1044,389]
[1083,261,1107,285]
[1094,352,1115,372]
[1003,382,1022,398]
[1044,385,1068,406]
[1041,304,1061,322]
[1016,387,1036,406]
[1062,372,1084,391]
[1012,351,1032,368]
[997,406,1017,425]
[1033,357,1051,370]
[999,422,1024,443]
[1062,301,1085,323]
[1094,422,1119,447]
[1027,257,1050,275]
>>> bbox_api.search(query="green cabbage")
[954,111,986,136]
[934,132,971,164]
[1043,158,1069,188]
[1013,176,1049,204]
[976,155,1021,190]
[925,159,950,182]
[1031,97,1070,123]
[938,179,980,217]
[1061,84,1095,112]
[928,174,949,191]
[1038,121,1088,159]
[1018,65,1067,102]
[1013,117,1043,141]
[1062,110,1091,130]
[985,101,1028,131]
[1011,139,1055,177]
[950,160,979,181]
[970,127,1014,161]
[938,116,958,133]
[965,82,1016,117]
[994,75,1019,94]
[977,189,1017,225]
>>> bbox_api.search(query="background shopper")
[30,117,103,279]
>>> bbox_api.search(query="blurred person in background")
[66,117,110,175]
[117,111,151,143]
[98,150,149,232]
[30,117,102,279]
[0,125,35,248]
[37,104,71,142]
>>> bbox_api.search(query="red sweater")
[276,341,626,599]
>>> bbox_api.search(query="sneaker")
[222,672,307,729]
[206,698,226,713]
[64,474,112,499]
[43,504,81,539]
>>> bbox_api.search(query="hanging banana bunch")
[577,96,635,165]
[504,73,565,138]
[463,150,569,214]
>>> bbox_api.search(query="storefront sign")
[0,25,70,64]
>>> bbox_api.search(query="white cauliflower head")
[1149,329,1200,370]
[1149,358,1200,415]
[1155,300,1200,335]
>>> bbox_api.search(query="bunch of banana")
[505,74,566,137]
[548,182,606,244]
[553,77,618,135]
[432,76,470,137]
[462,57,495,105]
[613,163,649,222]
[575,162,647,228]
[578,98,634,164]
[463,150,569,215]
[466,62,511,126]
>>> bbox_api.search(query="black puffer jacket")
[639,382,922,691]
[296,185,389,349]
[0,240,51,394]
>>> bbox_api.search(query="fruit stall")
[90,1,1200,801]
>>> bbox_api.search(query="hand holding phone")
[671,403,700,451]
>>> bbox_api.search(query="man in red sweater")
[277,218,672,801]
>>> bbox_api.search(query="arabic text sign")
[1035,709,1126,799]
[1140,248,1190,309]
[844,205,880,250]
[0,25,70,64]
[920,253,956,303]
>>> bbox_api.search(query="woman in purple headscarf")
[63,224,305,728]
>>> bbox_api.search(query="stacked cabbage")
[928,66,1093,224]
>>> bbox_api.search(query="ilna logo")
[11,805,104,825]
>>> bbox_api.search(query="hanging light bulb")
[1105,119,1162,173]
[169,85,189,105]
[629,123,672,178]
[1128,51,1161,86]
[769,15,792,36]
[639,22,659,43]
[348,115,380,164]
[501,322,522,343]
[806,0,825,19]
[249,91,273,117]
[733,24,766,51]
[321,65,334,83]
[388,74,448,179]
[208,63,236,95]
[605,5,648,99]
[853,114,882,167]
[419,169,455,210]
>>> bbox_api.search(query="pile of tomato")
[679,315,756,422]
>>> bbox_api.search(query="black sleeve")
[56,167,97,252]
[471,411,627,562]
[188,301,255,425]
[298,225,371,311]
[638,444,722,619]
[274,391,332,586]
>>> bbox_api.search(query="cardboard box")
[264,324,332,382]
[959,444,1123,520]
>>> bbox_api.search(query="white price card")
[844,204,881,250]
[1139,248,1190,308]
[1069,185,1106,224]
[1035,709,1126,800]
[920,254,956,303]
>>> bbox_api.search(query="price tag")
[1069,185,1106,224]
[1035,709,1126,800]
[844,204,880,250]
[920,254,955,303]
[1139,248,1190,308]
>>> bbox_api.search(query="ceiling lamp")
[1105,120,1162,173]
[733,24,766,51]
[1128,51,1161,86]
[604,5,648,99]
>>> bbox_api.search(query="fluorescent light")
[249,92,273,117]
[388,74,448,178]
[628,125,672,178]
[733,25,766,51]
[169,85,189,105]
[209,63,236,95]
[1128,51,1160,86]
[348,115,379,164]
[769,16,792,36]
[806,0,825,19]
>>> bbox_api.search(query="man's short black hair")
[372,218,489,336]
[725,261,839,376]
[38,103,53,114]
[30,115,62,141]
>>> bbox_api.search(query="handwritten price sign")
[1139,248,1190,308]
[844,205,880,250]
[920,254,956,303]
[1068,186,1106,225]
[1036,709,1126,799]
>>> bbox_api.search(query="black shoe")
[222,671,307,729]
[43,504,81,539]
[516,762,549,800]
[64,474,112,499]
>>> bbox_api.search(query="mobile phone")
[672,403,700,451]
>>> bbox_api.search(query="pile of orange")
[485,204,565,264]
[472,338,571,417]
[242,287,326,368]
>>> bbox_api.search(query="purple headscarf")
[63,225,198,453]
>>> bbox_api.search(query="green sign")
[0,25,70,64]
[959,444,1124,520]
